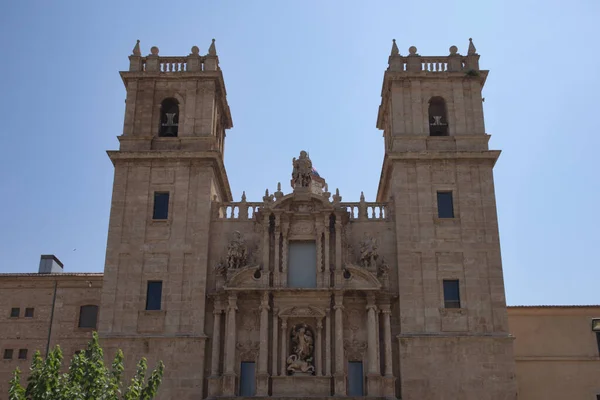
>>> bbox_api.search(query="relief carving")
[343,339,367,361]
[359,234,379,269]
[241,310,259,332]
[290,220,314,235]
[236,340,260,361]
[227,231,248,269]
[287,323,315,375]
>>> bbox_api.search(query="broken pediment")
[224,265,269,289]
[340,264,382,290]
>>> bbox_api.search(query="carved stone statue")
[292,151,313,188]
[359,234,379,269]
[227,231,247,270]
[286,323,315,375]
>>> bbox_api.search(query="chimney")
[38,255,64,274]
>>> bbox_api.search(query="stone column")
[334,220,343,286]
[380,303,396,398]
[272,307,279,376]
[281,223,289,287]
[333,292,346,395]
[316,318,323,376]
[325,309,332,376]
[208,301,223,398]
[323,220,331,287]
[222,294,237,396]
[257,292,270,395]
[280,318,288,376]
[274,219,281,286]
[316,227,324,287]
[366,295,380,396]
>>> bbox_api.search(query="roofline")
[0,273,103,278]
[508,305,600,308]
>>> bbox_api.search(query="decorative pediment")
[279,305,326,319]
[270,192,334,213]
[341,264,382,290]
[224,265,269,289]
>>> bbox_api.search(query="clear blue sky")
[1,1,598,306]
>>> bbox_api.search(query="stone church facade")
[1,39,599,400]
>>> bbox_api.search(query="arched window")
[429,97,448,136]
[159,98,179,137]
[78,305,98,329]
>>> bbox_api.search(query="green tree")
[9,332,164,400]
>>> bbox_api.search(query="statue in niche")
[292,151,312,188]
[227,231,247,269]
[378,257,390,278]
[286,323,315,375]
[359,234,379,269]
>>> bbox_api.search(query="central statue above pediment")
[291,150,329,196]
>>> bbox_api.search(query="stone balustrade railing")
[213,201,390,221]
[128,43,219,73]
[388,42,481,73]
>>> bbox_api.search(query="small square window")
[24,308,34,318]
[78,305,99,329]
[443,280,461,309]
[146,281,163,311]
[153,192,169,220]
[437,191,454,218]
[3,349,13,360]
[18,349,27,360]
[10,308,19,318]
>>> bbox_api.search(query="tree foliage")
[9,332,164,400]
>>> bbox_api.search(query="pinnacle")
[468,38,477,55]
[391,39,400,56]
[132,40,141,56]
[208,38,217,56]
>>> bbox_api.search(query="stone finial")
[468,38,477,55]
[449,45,458,56]
[150,46,159,56]
[132,40,141,56]
[333,188,342,204]
[360,191,365,202]
[277,182,282,191]
[241,191,247,202]
[208,38,217,56]
[390,39,400,56]
[274,182,284,200]
[408,46,418,56]
[191,45,200,55]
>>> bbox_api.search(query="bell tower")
[98,40,234,395]
[376,39,518,399]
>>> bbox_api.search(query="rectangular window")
[10,308,19,318]
[152,192,169,220]
[347,361,364,396]
[239,361,256,396]
[287,241,317,288]
[24,308,34,318]
[3,349,13,360]
[443,280,461,308]
[145,281,163,311]
[596,332,600,356]
[78,305,99,329]
[18,349,27,360]
[437,191,454,218]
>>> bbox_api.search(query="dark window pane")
[146,281,163,311]
[153,192,169,220]
[288,241,317,288]
[596,332,600,356]
[3,349,13,359]
[437,192,454,218]
[443,280,461,308]
[18,349,27,359]
[78,305,99,329]
[24,308,34,318]
[10,308,19,318]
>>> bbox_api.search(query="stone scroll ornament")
[359,234,379,269]
[286,323,315,375]
[291,151,313,188]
